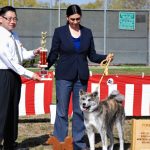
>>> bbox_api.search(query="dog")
[79,89,125,150]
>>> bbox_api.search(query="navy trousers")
[0,69,21,148]
[53,79,88,150]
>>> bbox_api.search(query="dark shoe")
[15,148,29,150]
[82,148,90,150]
[3,142,18,150]
[0,145,3,150]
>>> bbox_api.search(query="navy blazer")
[47,24,106,81]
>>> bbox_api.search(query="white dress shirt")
[0,26,35,78]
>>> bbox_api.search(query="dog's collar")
[92,107,99,112]
[91,103,103,113]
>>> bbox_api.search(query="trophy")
[39,32,49,80]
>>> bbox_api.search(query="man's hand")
[32,73,41,81]
[33,47,42,56]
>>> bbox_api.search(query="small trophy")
[39,32,49,80]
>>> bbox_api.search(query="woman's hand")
[106,53,114,62]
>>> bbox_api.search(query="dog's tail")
[108,90,125,102]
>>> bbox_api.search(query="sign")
[132,119,150,150]
[119,12,136,30]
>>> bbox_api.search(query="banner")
[19,72,53,116]
[88,75,150,116]
[19,74,150,116]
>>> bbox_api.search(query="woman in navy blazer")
[47,4,113,150]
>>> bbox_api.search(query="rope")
[99,58,111,84]
[95,53,113,91]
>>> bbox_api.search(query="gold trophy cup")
[39,32,49,80]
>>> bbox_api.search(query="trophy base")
[40,64,47,68]
[40,69,52,81]
[41,77,52,81]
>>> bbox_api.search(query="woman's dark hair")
[0,6,16,16]
[66,4,82,17]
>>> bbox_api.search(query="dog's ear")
[79,89,85,96]
[92,91,98,98]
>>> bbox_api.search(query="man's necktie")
[11,34,22,64]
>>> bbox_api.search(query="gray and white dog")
[79,89,125,150]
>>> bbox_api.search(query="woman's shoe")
[0,145,3,150]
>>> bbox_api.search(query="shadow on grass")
[17,133,130,149]
[93,143,130,150]
[19,118,50,123]
[17,134,49,148]
[84,133,131,150]
[18,118,131,149]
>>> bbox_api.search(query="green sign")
[119,12,136,30]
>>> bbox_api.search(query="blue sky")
[38,0,96,5]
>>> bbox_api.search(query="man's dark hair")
[0,6,16,16]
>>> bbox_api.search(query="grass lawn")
[29,65,150,75]
[89,65,150,75]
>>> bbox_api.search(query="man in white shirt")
[0,6,41,149]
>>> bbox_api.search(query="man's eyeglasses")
[2,16,18,22]
[70,17,80,22]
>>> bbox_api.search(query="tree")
[52,0,149,9]
[0,0,47,8]
[82,0,103,9]
[53,0,103,9]
[109,0,150,9]
[0,0,8,6]
[0,0,149,9]
[15,0,39,7]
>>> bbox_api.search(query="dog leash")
[95,53,113,91]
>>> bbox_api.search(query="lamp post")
[104,0,108,54]
[8,0,11,5]
[12,0,14,7]
[58,0,61,27]
[49,0,52,35]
